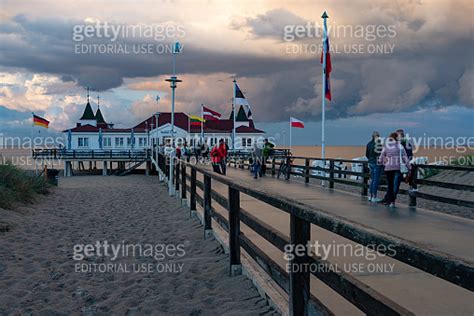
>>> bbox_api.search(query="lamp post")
[165,42,182,196]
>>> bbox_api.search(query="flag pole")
[321,11,328,162]
[201,104,204,144]
[289,117,292,152]
[232,79,236,152]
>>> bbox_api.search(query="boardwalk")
[193,164,474,315]
[0,176,277,315]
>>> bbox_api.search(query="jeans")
[220,159,227,175]
[368,162,383,197]
[384,170,402,203]
[252,162,261,177]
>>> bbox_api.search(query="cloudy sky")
[0,0,472,145]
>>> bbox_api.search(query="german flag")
[33,114,49,128]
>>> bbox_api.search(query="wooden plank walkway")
[195,165,474,315]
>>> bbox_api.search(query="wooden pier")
[155,152,473,315]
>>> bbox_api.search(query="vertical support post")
[228,186,242,276]
[175,159,180,192]
[289,214,310,316]
[409,165,418,208]
[271,156,276,176]
[102,161,107,176]
[190,167,197,218]
[361,162,369,196]
[181,162,187,205]
[203,175,213,239]
[304,158,310,184]
[329,160,335,189]
[285,156,291,180]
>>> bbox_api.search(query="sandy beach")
[0,175,277,315]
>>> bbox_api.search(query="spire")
[80,87,95,120]
[95,94,106,124]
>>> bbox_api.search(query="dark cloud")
[0,9,472,125]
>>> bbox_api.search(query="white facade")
[66,132,149,151]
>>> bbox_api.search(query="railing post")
[73,150,76,159]
[409,165,418,208]
[289,214,310,316]
[304,158,310,184]
[271,156,276,176]
[181,162,187,204]
[361,162,368,196]
[203,175,213,239]
[91,150,94,159]
[175,159,180,192]
[190,168,197,218]
[286,156,291,180]
[228,186,242,276]
[329,160,335,189]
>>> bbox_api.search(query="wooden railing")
[227,154,474,209]
[32,149,151,161]
[156,153,473,316]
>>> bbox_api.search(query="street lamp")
[165,42,182,196]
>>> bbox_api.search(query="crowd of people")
[365,129,414,208]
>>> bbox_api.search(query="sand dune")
[0,175,278,315]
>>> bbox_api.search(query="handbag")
[399,145,409,175]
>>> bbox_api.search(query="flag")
[320,36,332,101]
[202,106,222,121]
[33,114,49,128]
[290,117,305,128]
[234,83,253,119]
[189,115,205,126]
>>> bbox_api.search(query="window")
[115,137,124,147]
[78,137,89,147]
[139,137,146,147]
[103,137,112,147]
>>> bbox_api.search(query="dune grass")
[0,162,50,209]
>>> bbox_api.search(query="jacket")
[210,146,221,163]
[378,142,410,171]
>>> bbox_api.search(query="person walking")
[378,132,410,207]
[210,144,222,174]
[365,131,383,202]
[251,140,264,179]
[218,139,228,175]
[261,138,275,177]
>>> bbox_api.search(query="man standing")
[218,139,228,175]
[261,138,275,177]
[366,131,383,202]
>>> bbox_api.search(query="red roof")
[66,112,265,134]
[135,113,265,134]
[63,124,147,133]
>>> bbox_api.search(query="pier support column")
[102,161,107,176]
[145,161,150,176]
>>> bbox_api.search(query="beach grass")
[0,162,49,209]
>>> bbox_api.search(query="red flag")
[202,105,222,120]
[290,117,304,128]
[320,37,332,101]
